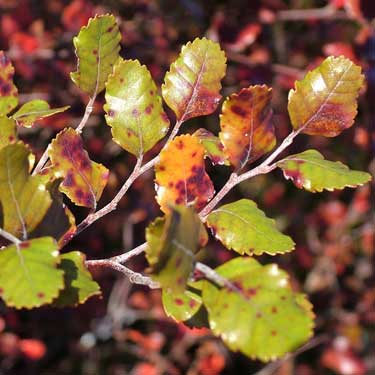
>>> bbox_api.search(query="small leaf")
[288,56,364,137]
[0,115,17,149]
[206,199,295,256]
[162,288,202,322]
[49,127,109,209]
[70,14,121,96]
[202,257,314,361]
[104,59,170,156]
[146,206,207,292]
[0,143,52,239]
[155,134,214,213]
[220,85,275,169]
[12,100,70,128]
[0,237,64,309]
[162,37,226,122]
[0,51,18,115]
[193,128,229,166]
[54,251,101,307]
[277,149,371,192]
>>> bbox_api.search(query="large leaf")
[0,115,17,150]
[12,100,70,128]
[0,237,64,309]
[0,51,18,115]
[206,199,295,256]
[49,127,109,209]
[162,38,226,122]
[70,14,121,96]
[155,135,214,213]
[288,56,364,137]
[193,128,229,166]
[202,257,314,361]
[146,206,207,292]
[54,251,101,307]
[220,85,275,169]
[277,149,371,192]
[104,59,170,156]
[0,143,51,239]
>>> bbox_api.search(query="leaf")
[206,199,295,256]
[0,115,17,150]
[193,128,229,166]
[0,51,18,115]
[145,206,207,292]
[49,127,109,209]
[220,85,275,169]
[288,56,364,137]
[162,37,226,122]
[162,288,202,322]
[54,251,101,307]
[12,100,70,128]
[277,149,372,192]
[0,237,64,309]
[70,14,121,96]
[0,143,52,239]
[155,135,214,213]
[201,257,314,361]
[104,59,170,156]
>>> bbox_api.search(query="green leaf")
[0,237,64,309]
[162,37,226,122]
[54,251,101,307]
[220,85,275,168]
[277,149,371,192]
[49,127,109,209]
[104,59,170,156]
[0,143,52,239]
[288,56,364,137]
[193,128,229,166]
[0,115,17,150]
[206,199,295,256]
[146,206,207,292]
[12,100,69,128]
[162,288,202,322]
[70,14,121,96]
[201,257,314,361]
[0,51,18,115]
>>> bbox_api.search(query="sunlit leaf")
[104,59,170,156]
[0,237,64,309]
[202,257,314,361]
[54,251,101,307]
[0,51,18,115]
[70,14,121,96]
[193,128,229,166]
[162,38,226,122]
[155,135,214,213]
[49,127,109,209]
[162,288,202,322]
[220,85,275,168]
[277,149,371,192]
[0,115,17,150]
[0,143,52,239]
[206,199,295,256]
[146,206,207,292]
[12,100,70,128]
[288,56,364,137]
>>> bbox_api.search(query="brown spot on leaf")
[37,292,45,299]
[20,241,30,249]
[271,307,278,314]
[231,105,248,117]
[271,330,277,336]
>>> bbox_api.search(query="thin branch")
[0,228,21,245]
[277,5,348,21]
[111,242,148,264]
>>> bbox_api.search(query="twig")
[0,228,21,245]
[277,5,348,21]
[111,242,148,264]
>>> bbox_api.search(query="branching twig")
[0,228,21,245]
[277,5,348,21]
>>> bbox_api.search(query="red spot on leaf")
[20,241,30,249]
[37,292,45,299]
[231,105,248,117]
[271,330,277,336]
[175,298,184,306]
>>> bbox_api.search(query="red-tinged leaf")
[288,56,364,137]
[0,115,17,150]
[0,51,18,115]
[155,135,214,213]
[162,38,226,122]
[19,339,46,360]
[49,127,109,209]
[228,23,262,52]
[220,85,275,169]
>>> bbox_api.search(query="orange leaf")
[155,135,214,213]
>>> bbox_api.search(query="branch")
[0,228,21,245]
[277,5,348,21]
